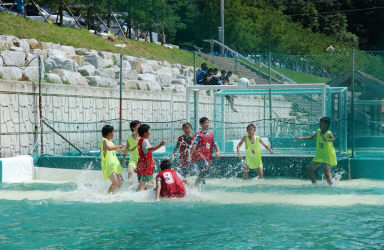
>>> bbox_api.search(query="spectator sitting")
[196,63,208,84]
[208,68,220,85]
[218,70,226,85]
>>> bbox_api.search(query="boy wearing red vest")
[171,123,197,177]
[136,124,166,192]
[190,117,220,186]
[155,160,190,201]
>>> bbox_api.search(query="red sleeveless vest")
[137,138,154,176]
[192,131,214,165]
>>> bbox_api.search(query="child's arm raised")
[259,138,273,153]
[237,136,246,159]
[148,140,166,152]
[294,133,317,141]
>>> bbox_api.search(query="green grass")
[271,67,330,83]
[239,58,330,84]
[0,12,211,67]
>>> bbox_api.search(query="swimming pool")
[1,172,383,249]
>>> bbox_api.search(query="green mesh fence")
[187,85,347,156]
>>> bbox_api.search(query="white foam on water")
[1,177,384,206]
[1,164,384,206]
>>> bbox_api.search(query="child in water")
[190,117,220,186]
[237,124,272,180]
[155,160,190,201]
[171,123,196,177]
[295,116,337,185]
[136,124,166,192]
[100,125,135,194]
[122,120,141,185]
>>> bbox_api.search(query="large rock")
[9,47,25,53]
[45,56,78,72]
[46,49,67,58]
[86,76,117,88]
[140,62,153,74]
[41,42,61,50]
[138,73,158,82]
[30,49,48,59]
[172,78,186,86]
[173,84,186,93]
[133,59,142,74]
[161,84,173,92]
[23,67,40,82]
[85,54,105,69]
[44,73,63,84]
[95,68,118,79]
[0,41,11,51]
[145,81,162,91]
[122,69,137,80]
[0,51,25,67]
[124,80,140,90]
[26,53,39,67]
[26,39,41,49]
[54,69,88,85]
[71,55,85,67]
[61,46,76,57]
[0,67,23,80]
[14,40,30,53]
[78,64,96,76]
[0,35,18,44]
[156,68,173,85]
[136,81,149,91]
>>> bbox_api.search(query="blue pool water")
[1,175,384,248]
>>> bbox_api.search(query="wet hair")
[227,71,232,76]
[320,116,331,130]
[138,124,150,137]
[221,70,226,75]
[182,123,192,129]
[130,120,141,132]
[160,159,172,171]
[247,124,256,130]
[201,63,207,70]
[102,125,114,137]
[199,117,209,124]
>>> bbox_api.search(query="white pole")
[186,87,190,123]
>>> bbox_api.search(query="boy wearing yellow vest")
[237,124,272,180]
[295,116,337,185]
[122,120,141,186]
[101,125,135,194]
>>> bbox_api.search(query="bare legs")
[307,162,333,185]
[136,179,154,192]
[127,166,135,186]
[243,165,263,180]
[108,172,124,194]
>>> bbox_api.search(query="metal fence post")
[38,56,43,154]
[119,54,123,144]
[268,51,273,147]
[193,51,196,85]
[351,50,355,158]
